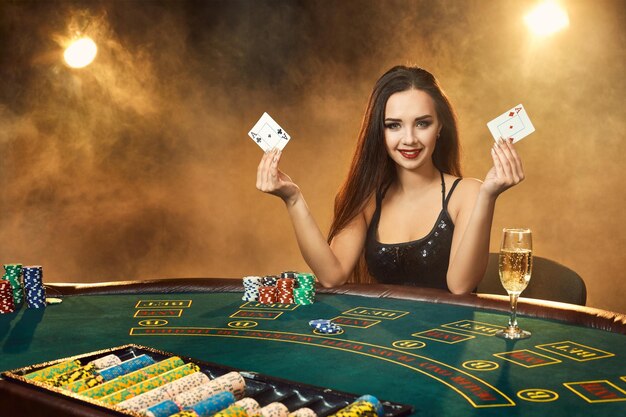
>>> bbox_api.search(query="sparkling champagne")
[499,248,532,294]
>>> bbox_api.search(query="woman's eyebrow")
[384,114,433,122]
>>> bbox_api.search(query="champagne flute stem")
[508,293,520,330]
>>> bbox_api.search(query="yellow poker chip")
[46,297,63,305]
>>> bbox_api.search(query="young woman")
[256,66,524,293]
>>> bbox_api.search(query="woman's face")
[383,88,441,172]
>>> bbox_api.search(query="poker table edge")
[44,277,626,334]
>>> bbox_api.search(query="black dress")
[365,172,462,290]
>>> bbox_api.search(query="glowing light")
[524,1,570,36]
[64,37,98,68]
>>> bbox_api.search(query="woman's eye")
[416,120,431,128]
[384,123,401,130]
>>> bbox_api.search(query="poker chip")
[80,356,184,398]
[356,395,383,417]
[2,263,23,308]
[294,273,316,305]
[212,404,249,417]
[100,363,200,404]
[23,359,82,382]
[0,280,16,314]
[309,319,342,334]
[22,265,46,309]
[243,276,263,301]
[260,402,289,417]
[276,278,295,304]
[174,371,246,408]
[289,408,317,417]
[118,371,210,411]
[234,397,261,417]
[329,400,377,417]
[145,399,182,417]
[89,354,122,370]
[187,390,236,417]
[47,363,99,387]
[97,354,156,381]
[262,275,278,287]
[258,286,277,304]
[170,410,201,417]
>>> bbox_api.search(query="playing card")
[486,104,535,143]
[248,112,291,152]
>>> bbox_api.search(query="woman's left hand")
[481,137,525,197]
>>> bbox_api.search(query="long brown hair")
[327,66,462,283]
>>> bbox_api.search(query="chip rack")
[1,344,414,417]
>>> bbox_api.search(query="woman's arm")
[256,149,367,287]
[446,138,525,294]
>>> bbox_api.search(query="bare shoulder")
[362,193,377,226]
[445,176,482,218]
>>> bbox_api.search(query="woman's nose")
[402,127,418,144]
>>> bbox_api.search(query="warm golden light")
[524,1,570,36]
[64,37,98,68]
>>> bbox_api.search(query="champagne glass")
[495,228,533,339]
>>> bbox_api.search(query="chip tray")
[1,344,414,417]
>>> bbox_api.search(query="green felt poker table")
[1,278,625,417]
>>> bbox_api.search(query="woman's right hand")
[256,149,301,204]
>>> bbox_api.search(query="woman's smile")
[398,149,422,159]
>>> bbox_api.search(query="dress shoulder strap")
[444,177,463,209]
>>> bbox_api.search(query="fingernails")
[508,137,514,143]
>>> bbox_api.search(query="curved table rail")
[46,278,626,335]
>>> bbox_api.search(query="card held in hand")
[248,112,291,152]
[487,104,535,143]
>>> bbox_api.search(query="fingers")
[493,138,524,185]
[503,139,525,181]
[256,149,282,192]
[256,150,273,190]
[492,138,514,180]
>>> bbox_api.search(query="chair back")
[477,254,587,305]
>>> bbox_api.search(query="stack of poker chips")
[309,319,343,334]
[242,276,263,301]
[262,275,278,287]
[293,273,316,305]
[128,371,247,416]
[66,354,157,393]
[289,408,317,417]
[328,396,383,417]
[258,275,278,304]
[78,356,184,397]
[0,280,16,314]
[2,263,24,308]
[170,371,246,409]
[118,371,212,411]
[98,363,201,405]
[276,278,295,304]
[260,401,289,417]
[249,272,317,305]
[22,265,46,308]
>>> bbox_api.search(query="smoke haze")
[0,0,625,312]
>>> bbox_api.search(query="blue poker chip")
[314,326,342,334]
[309,319,332,327]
